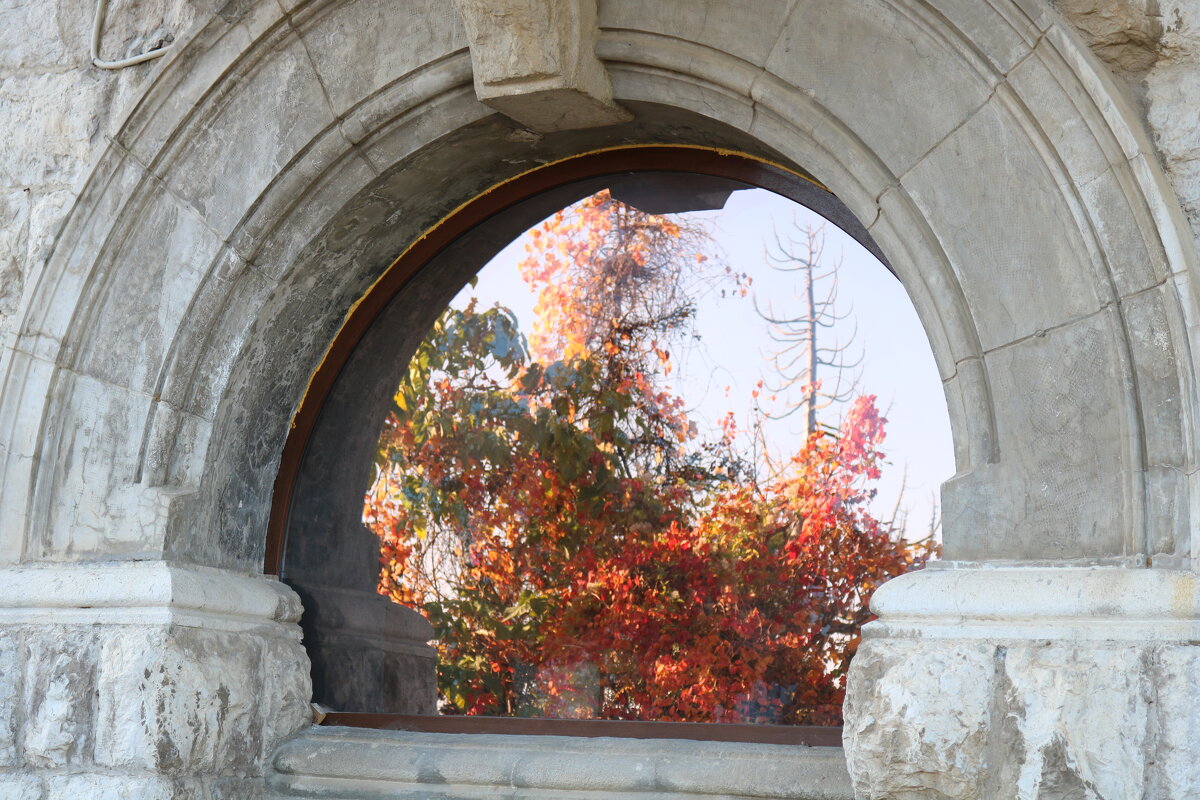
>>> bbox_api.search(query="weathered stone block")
[1002,645,1150,797]
[1146,57,1200,221]
[1055,0,1163,73]
[1077,165,1172,298]
[22,627,97,768]
[75,184,226,396]
[161,31,337,240]
[0,0,92,71]
[295,0,465,118]
[189,776,268,799]
[0,69,111,188]
[0,189,30,326]
[1007,39,1122,189]
[14,147,148,365]
[930,0,1040,73]
[43,772,174,800]
[600,0,796,68]
[0,351,58,563]
[1121,284,1188,464]
[848,638,1163,799]
[1152,646,1200,798]
[901,95,1102,352]
[1162,155,1200,232]
[0,627,21,766]
[258,637,312,766]
[846,568,1200,798]
[24,188,75,295]
[845,640,995,799]
[93,626,263,776]
[766,0,995,177]
[35,372,161,559]
[948,311,1131,561]
[0,773,44,800]
[865,185,977,376]
[608,56,756,134]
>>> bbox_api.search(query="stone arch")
[270,145,906,716]
[1,0,1198,793]
[2,0,1192,573]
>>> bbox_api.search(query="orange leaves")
[521,414,926,724]
[837,394,887,480]
[362,191,932,725]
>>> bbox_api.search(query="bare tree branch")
[756,222,863,435]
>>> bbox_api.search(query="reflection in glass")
[362,188,942,725]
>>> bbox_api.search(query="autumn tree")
[363,190,932,724]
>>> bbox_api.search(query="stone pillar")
[844,566,1200,799]
[0,561,311,799]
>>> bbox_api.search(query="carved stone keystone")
[453,0,632,132]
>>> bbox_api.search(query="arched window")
[268,146,950,743]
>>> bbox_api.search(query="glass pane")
[362,186,950,725]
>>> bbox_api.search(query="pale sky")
[456,187,955,541]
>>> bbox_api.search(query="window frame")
[266,144,888,743]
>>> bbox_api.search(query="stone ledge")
[868,566,1200,640]
[0,561,302,632]
[269,727,852,800]
[0,564,312,780]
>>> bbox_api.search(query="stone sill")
[269,726,853,799]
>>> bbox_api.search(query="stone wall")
[844,567,1200,798]
[1055,1,1200,261]
[0,0,1195,566]
[0,562,311,798]
[1146,3,1200,239]
[3,1,1200,798]
[0,0,205,341]
[1,1,1197,560]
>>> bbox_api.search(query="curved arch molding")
[2,0,1192,571]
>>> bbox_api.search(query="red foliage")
[363,192,934,723]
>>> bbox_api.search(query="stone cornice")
[0,561,302,631]
[867,566,1200,640]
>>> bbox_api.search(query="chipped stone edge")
[0,561,302,633]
